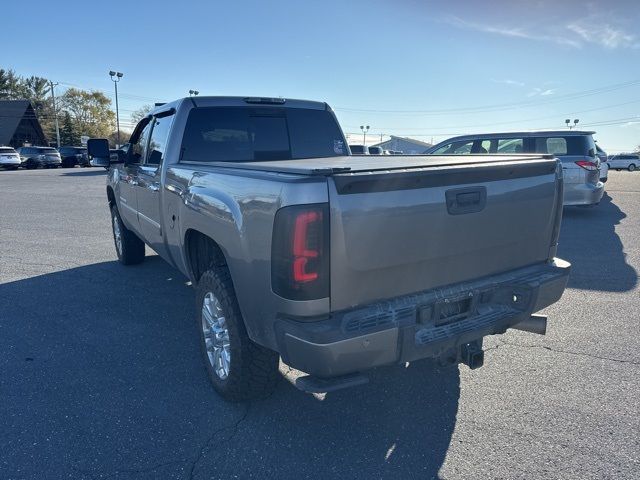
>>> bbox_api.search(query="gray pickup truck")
[88,96,570,401]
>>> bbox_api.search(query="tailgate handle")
[446,186,487,215]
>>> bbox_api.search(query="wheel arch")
[184,229,229,283]
[106,185,116,208]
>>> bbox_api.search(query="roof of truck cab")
[150,96,329,115]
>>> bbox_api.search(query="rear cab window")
[180,107,347,162]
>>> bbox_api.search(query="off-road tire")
[196,268,279,402]
[110,205,145,265]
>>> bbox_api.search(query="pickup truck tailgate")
[328,156,560,311]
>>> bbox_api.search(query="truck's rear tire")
[196,268,279,402]
[110,206,145,265]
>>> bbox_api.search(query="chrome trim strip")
[138,211,161,230]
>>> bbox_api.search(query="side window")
[536,137,567,155]
[432,143,453,154]
[131,122,152,164]
[471,139,492,154]
[146,114,175,166]
[497,138,524,153]
[434,140,474,154]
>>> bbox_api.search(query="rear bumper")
[563,181,604,206]
[276,258,570,377]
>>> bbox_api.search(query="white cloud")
[566,21,639,49]
[492,79,525,87]
[443,12,638,50]
[527,88,556,97]
[443,15,581,48]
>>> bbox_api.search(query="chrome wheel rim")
[112,214,122,255]
[202,292,231,380]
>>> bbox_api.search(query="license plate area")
[418,292,479,328]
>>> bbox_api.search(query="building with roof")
[373,135,432,154]
[0,100,47,147]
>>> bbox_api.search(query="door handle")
[165,184,185,197]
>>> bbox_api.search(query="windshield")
[181,107,347,162]
[0,147,16,154]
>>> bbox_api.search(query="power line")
[335,79,640,116]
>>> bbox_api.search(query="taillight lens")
[272,204,329,300]
[575,160,598,171]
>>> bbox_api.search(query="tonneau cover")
[182,154,555,176]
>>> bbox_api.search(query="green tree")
[131,104,153,125]
[59,88,115,139]
[60,112,79,146]
[23,76,56,142]
[0,68,26,99]
[108,130,131,147]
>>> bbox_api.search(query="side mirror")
[87,138,111,167]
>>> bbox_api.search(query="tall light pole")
[565,118,579,130]
[360,125,370,145]
[49,80,60,147]
[109,71,124,146]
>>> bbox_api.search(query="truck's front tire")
[196,268,279,402]
[110,206,145,265]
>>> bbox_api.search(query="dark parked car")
[58,146,89,168]
[17,146,62,169]
[0,146,21,170]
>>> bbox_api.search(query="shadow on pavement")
[0,257,459,479]
[559,192,637,292]
[62,169,107,177]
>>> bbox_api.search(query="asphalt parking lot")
[1,168,639,479]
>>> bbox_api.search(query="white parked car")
[608,153,638,172]
[596,145,609,183]
[0,146,21,170]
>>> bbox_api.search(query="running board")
[295,373,369,393]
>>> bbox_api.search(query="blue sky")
[3,0,640,151]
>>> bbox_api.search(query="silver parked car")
[0,146,21,170]
[425,131,604,206]
[608,153,638,172]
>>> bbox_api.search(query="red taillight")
[575,160,597,171]
[292,211,320,283]
[272,204,329,300]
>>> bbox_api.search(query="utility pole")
[109,71,124,146]
[49,81,60,147]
